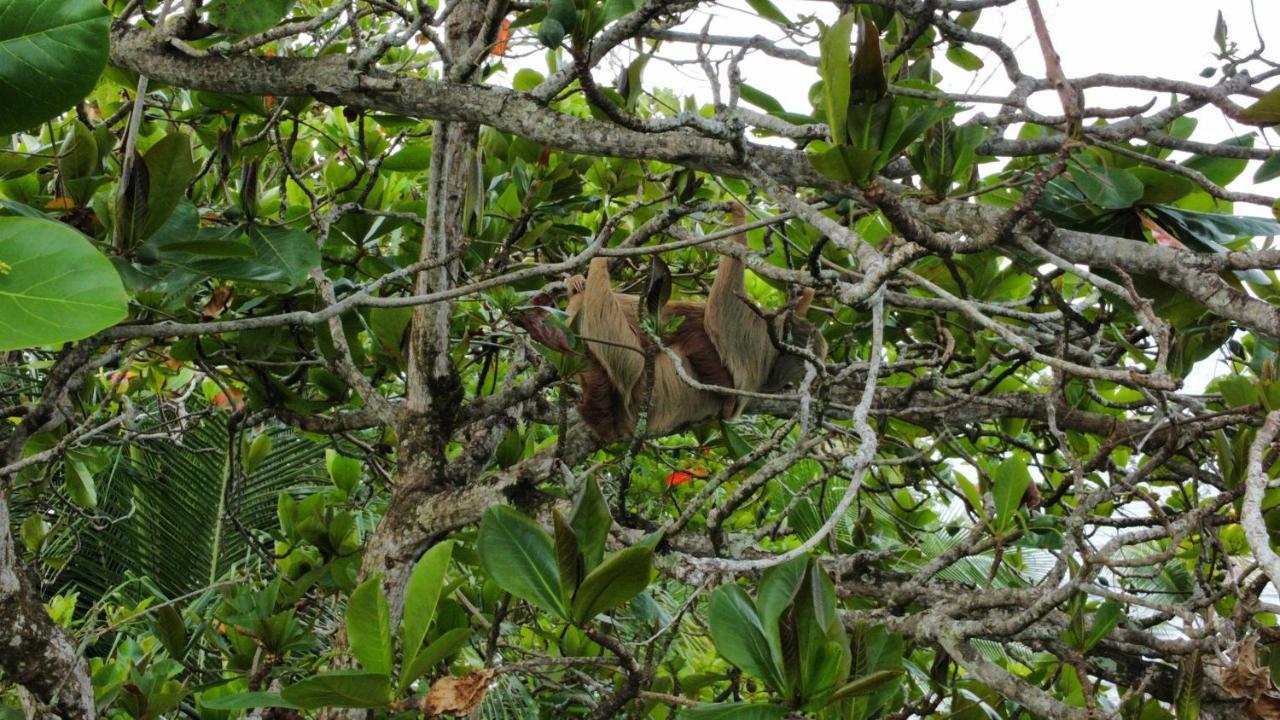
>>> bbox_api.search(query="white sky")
[497,2,1280,391]
[579,1,1279,392]
[591,0,1280,201]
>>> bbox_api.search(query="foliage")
[2,0,1280,719]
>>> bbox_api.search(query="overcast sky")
[596,0,1279,200]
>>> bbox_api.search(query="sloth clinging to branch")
[524,205,826,441]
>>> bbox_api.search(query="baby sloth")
[546,206,825,441]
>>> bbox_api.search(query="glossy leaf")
[553,510,582,598]
[569,477,611,571]
[0,217,127,350]
[0,0,110,134]
[681,702,789,719]
[208,0,297,35]
[400,540,454,684]
[818,13,857,145]
[708,584,785,691]
[478,506,567,618]
[347,576,392,676]
[991,457,1032,532]
[570,545,653,624]
[1240,85,1280,125]
[399,628,470,691]
[281,671,392,709]
[745,0,789,25]
[200,693,299,710]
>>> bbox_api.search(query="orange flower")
[492,18,512,56]
[666,470,698,487]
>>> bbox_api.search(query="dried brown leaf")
[422,669,495,718]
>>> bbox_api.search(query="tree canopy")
[3,1,1280,718]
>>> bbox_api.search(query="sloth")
[529,206,825,441]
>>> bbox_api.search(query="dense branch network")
[4,1,1280,718]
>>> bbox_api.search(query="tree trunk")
[0,497,96,719]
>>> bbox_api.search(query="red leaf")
[1139,213,1188,250]
[492,18,512,56]
[666,470,696,487]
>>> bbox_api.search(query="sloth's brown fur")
[557,206,825,441]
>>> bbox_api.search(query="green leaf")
[242,225,321,289]
[1131,167,1195,205]
[681,702,789,720]
[1068,157,1144,210]
[945,45,984,71]
[513,69,546,92]
[0,0,110,134]
[281,671,392,710]
[398,628,470,691]
[849,18,887,107]
[538,0,576,48]
[346,576,393,676]
[992,457,1032,532]
[200,692,300,711]
[154,605,188,660]
[1083,600,1123,651]
[243,432,272,474]
[1240,85,1280,125]
[739,84,785,114]
[756,556,808,633]
[708,584,786,691]
[1255,154,1280,183]
[1183,134,1253,186]
[810,144,880,185]
[571,545,653,624]
[207,0,297,35]
[478,506,567,618]
[1214,375,1259,408]
[569,477,611,571]
[1174,651,1202,720]
[326,450,362,495]
[20,514,47,553]
[399,540,454,688]
[0,217,127,350]
[382,143,432,173]
[553,510,583,598]
[827,669,903,702]
[601,0,638,25]
[745,0,790,25]
[818,14,857,145]
[66,460,97,509]
[138,133,196,241]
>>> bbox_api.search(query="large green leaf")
[399,540,454,685]
[478,506,567,618]
[991,457,1032,532]
[0,217,127,350]
[1068,156,1144,210]
[681,702,789,719]
[745,0,789,25]
[708,585,785,691]
[139,133,196,241]
[200,693,300,711]
[0,0,110,134]
[347,576,393,676]
[553,510,583,598]
[173,225,320,290]
[280,671,392,710]
[1240,85,1280,125]
[207,0,298,35]
[398,628,470,691]
[818,14,857,145]
[1182,134,1253,186]
[570,545,653,624]
[568,476,611,571]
